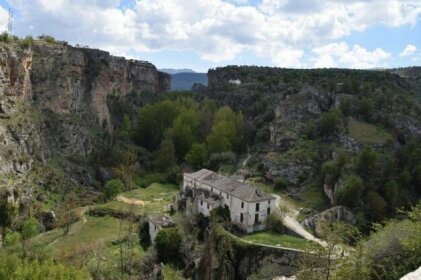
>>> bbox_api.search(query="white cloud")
[311,42,391,69]
[399,44,417,57]
[4,0,421,67]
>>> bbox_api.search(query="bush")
[22,217,39,240]
[155,228,182,264]
[274,177,288,189]
[38,34,56,44]
[266,211,285,233]
[319,109,342,136]
[20,36,34,48]
[138,219,151,249]
[335,175,364,208]
[3,229,20,246]
[0,31,11,43]
[104,179,124,199]
[0,252,90,279]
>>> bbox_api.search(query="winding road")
[273,194,327,247]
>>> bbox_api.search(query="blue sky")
[0,0,420,72]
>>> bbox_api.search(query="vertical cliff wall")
[0,41,170,175]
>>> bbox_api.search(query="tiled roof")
[185,169,274,202]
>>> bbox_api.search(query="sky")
[0,0,420,72]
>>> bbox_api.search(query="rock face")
[301,206,356,237]
[0,41,170,176]
[207,66,421,203]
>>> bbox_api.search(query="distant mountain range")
[159,68,197,75]
[159,69,208,91]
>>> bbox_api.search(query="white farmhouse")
[183,169,276,233]
[228,79,241,85]
[148,214,175,243]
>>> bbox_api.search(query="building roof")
[185,169,275,202]
[148,214,175,229]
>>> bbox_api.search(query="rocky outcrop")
[0,41,170,176]
[301,206,356,237]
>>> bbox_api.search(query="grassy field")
[239,231,319,250]
[16,182,179,278]
[94,183,179,215]
[348,120,393,144]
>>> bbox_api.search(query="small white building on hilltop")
[148,214,175,243]
[182,169,277,233]
[228,79,241,85]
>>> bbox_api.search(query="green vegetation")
[240,231,318,250]
[104,179,124,199]
[301,203,421,280]
[162,265,187,280]
[0,252,91,280]
[134,97,245,173]
[94,183,178,215]
[348,120,392,144]
[155,228,182,264]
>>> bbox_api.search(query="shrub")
[266,210,285,233]
[319,109,342,136]
[138,219,151,249]
[0,252,90,279]
[335,175,364,208]
[3,229,20,246]
[20,36,34,48]
[274,177,288,189]
[104,179,124,199]
[155,228,182,264]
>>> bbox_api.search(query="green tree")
[365,191,388,221]
[207,106,244,154]
[170,108,200,161]
[135,100,180,150]
[155,228,182,264]
[319,109,342,137]
[383,180,399,210]
[335,175,364,208]
[3,229,21,246]
[153,135,177,172]
[118,114,131,139]
[21,217,40,256]
[185,143,208,169]
[0,252,91,280]
[357,146,379,177]
[104,179,124,199]
[0,201,17,228]
[298,221,360,280]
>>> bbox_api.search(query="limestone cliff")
[0,41,170,176]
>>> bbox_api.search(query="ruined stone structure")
[183,169,276,233]
[148,214,175,243]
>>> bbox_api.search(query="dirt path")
[275,194,327,247]
[116,195,147,206]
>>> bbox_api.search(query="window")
[241,202,244,208]
[255,214,259,224]
[211,187,213,192]
[267,207,271,215]
[240,213,243,223]
[268,200,271,204]
[256,203,260,211]
[207,203,209,209]
[200,200,203,206]
[226,193,229,199]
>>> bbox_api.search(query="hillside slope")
[207,66,421,228]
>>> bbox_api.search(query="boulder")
[38,211,57,231]
[301,206,356,238]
